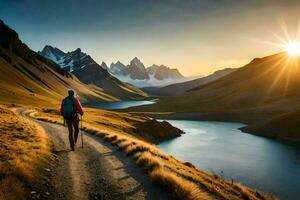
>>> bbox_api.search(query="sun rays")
[273,18,300,57]
[247,19,300,104]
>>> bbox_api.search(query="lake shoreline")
[126,111,300,143]
[157,119,300,200]
[86,97,300,142]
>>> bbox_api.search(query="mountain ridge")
[145,67,236,96]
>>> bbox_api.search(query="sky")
[0,0,300,76]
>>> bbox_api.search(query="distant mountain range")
[109,58,185,87]
[38,45,147,99]
[39,45,185,88]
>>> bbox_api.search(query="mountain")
[146,68,236,96]
[38,45,65,62]
[110,61,128,75]
[0,19,120,106]
[147,64,184,80]
[128,53,300,140]
[129,57,150,80]
[39,45,148,99]
[100,61,109,70]
[110,58,149,80]
[38,46,95,72]
[109,58,185,87]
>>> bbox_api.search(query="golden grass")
[150,167,213,200]
[135,152,162,169]
[0,106,52,200]
[31,108,276,200]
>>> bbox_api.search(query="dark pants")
[66,118,79,149]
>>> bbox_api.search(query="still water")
[85,99,157,110]
[89,100,300,200]
[158,120,300,200]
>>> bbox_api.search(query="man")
[60,89,84,151]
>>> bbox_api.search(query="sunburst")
[248,19,300,103]
[285,41,300,56]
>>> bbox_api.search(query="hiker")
[60,89,84,151]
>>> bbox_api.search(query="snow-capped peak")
[39,45,65,64]
[38,45,97,72]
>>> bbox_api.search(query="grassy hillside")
[242,109,300,140]
[0,106,52,200]
[0,47,119,107]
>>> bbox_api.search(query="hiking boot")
[71,146,75,151]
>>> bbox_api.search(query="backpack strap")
[71,97,77,117]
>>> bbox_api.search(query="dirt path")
[18,109,170,200]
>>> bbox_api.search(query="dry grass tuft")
[117,140,134,150]
[103,134,118,142]
[135,152,162,170]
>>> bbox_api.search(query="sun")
[285,41,300,56]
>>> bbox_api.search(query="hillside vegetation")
[0,106,51,200]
